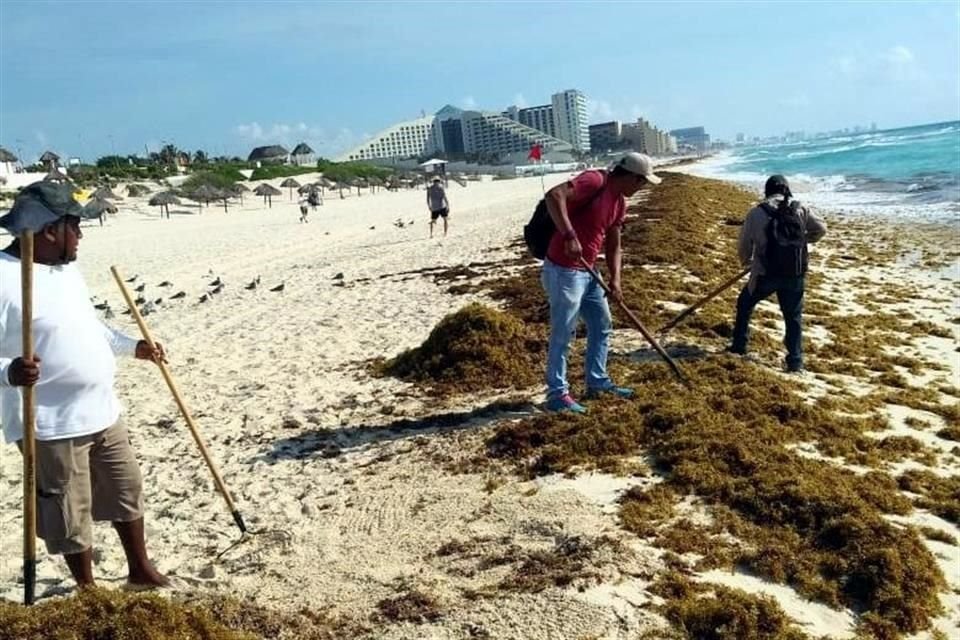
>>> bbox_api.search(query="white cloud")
[831,45,918,82]
[884,45,914,65]
[234,121,362,158]
[587,98,614,121]
[461,96,477,109]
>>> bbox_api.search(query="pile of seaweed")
[476,173,955,637]
[0,588,361,640]
[379,302,544,393]
[489,357,946,636]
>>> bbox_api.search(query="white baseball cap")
[614,152,661,184]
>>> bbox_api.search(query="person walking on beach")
[298,197,310,223]
[728,174,827,372]
[427,177,449,238]
[541,152,661,413]
[0,182,169,590]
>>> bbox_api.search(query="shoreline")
[0,171,957,639]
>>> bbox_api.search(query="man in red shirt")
[542,152,660,413]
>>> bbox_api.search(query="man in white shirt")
[0,181,168,589]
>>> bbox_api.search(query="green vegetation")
[180,168,247,194]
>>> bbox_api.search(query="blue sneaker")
[545,393,587,414]
[584,386,635,400]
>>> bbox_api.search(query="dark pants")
[730,275,805,371]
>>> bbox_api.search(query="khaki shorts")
[19,421,144,555]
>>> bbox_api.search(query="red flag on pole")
[528,144,542,161]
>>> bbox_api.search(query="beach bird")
[269,283,285,293]
[135,295,146,306]
[199,294,209,303]
[125,275,138,283]
[134,283,146,293]
[333,272,344,280]
[211,283,224,295]
[94,302,110,311]
[208,277,222,287]
[158,280,173,287]
[245,278,258,290]
[154,298,163,306]
[170,291,186,300]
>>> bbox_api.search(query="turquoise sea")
[688,120,960,220]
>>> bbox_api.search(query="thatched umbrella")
[82,197,117,226]
[350,177,367,197]
[90,186,122,200]
[366,176,384,194]
[254,183,282,208]
[297,183,317,195]
[126,183,151,197]
[186,184,225,213]
[280,177,301,201]
[231,183,250,205]
[149,191,180,219]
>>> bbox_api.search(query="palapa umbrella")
[253,183,282,208]
[232,183,249,205]
[188,184,228,213]
[280,177,301,201]
[126,183,151,197]
[82,197,117,226]
[149,191,180,219]
[350,177,367,197]
[90,186,122,200]
[366,176,384,194]
[297,183,318,195]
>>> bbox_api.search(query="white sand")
[0,173,957,638]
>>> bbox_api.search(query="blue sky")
[1,0,958,163]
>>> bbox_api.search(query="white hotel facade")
[338,88,589,162]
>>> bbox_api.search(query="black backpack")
[523,172,607,260]
[761,199,808,277]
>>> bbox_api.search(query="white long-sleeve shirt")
[0,251,138,443]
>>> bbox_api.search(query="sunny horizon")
[1,0,959,163]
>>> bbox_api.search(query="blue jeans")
[541,260,615,398]
[731,275,805,370]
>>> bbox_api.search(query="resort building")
[290,143,315,166]
[669,126,711,152]
[551,89,590,152]
[0,147,18,179]
[248,145,289,164]
[340,115,437,162]
[588,121,624,153]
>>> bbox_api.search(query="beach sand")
[0,171,957,639]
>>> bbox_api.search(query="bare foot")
[127,566,170,589]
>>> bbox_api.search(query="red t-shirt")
[546,170,625,268]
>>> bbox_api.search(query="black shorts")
[430,208,449,220]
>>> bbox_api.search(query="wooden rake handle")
[110,266,247,535]
[20,231,37,605]
[658,266,750,335]
[578,258,689,386]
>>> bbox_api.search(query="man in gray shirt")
[427,177,449,238]
[728,175,826,372]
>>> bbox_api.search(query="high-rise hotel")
[338,89,590,162]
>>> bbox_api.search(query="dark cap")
[764,174,791,198]
[0,181,84,235]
